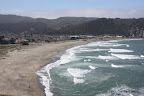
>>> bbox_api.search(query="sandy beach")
[0,37,126,96]
[0,39,98,96]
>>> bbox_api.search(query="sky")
[0,0,144,19]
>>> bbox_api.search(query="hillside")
[0,14,96,29]
[0,14,144,37]
[57,18,144,36]
[0,14,34,23]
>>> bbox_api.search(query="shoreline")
[0,39,98,96]
[0,37,127,96]
[36,37,129,96]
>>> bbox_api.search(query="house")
[116,36,123,38]
[15,38,28,43]
[3,37,11,41]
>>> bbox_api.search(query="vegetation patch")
[0,44,21,58]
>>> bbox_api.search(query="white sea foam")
[107,40,119,43]
[99,44,114,47]
[67,68,91,84]
[121,38,144,41]
[98,43,129,47]
[88,59,91,61]
[87,40,129,48]
[84,59,91,62]
[36,67,53,96]
[127,45,130,47]
[97,85,144,96]
[36,39,144,96]
[111,53,143,59]
[67,68,91,78]
[87,39,142,47]
[82,55,118,60]
[98,42,115,47]
[106,60,109,62]
[94,49,109,51]
[87,42,101,46]
[36,57,67,96]
[140,55,144,58]
[109,48,133,53]
[84,59,87,62]
[80,49,92,52]
[73,78,85,84]
[82,56,98,59]
[111,64,124,68]
[89,66,97,69]
[98,55,118,60]
[113,44,130,47]
[59,48,77,64]
[80,48,108,52]
[36,46,81,96]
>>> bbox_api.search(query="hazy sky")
[0,0,144,19]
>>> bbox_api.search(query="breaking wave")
[97,85,144,96]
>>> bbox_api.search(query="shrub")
[21,41,29,45]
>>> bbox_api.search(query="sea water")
[36,39,144,96]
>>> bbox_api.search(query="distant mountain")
[46,17,97,29]
[0,14,34,23]
[57,18,144,36]
[0,14,97,29]
[0,14,144,37]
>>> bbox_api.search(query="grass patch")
[0,44,21,58]
[0,46,7,49]
[0,95,12,96]
[0,43,42,59]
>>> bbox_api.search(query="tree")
[10,38,16,44]
[0,36,4,44]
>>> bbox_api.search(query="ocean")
[36,39,144,96]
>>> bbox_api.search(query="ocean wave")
[36,39,144,96]
[87,42,102,46]
[111,53,143,60]
[113,44,129,47]
[89,66,97,69]
[140,55,144,58]
[67,68,91,84]
[73,78,85,84]
[36,66,53,96]
[67,68,91,78]
[84,59,91,62]
[109,48,133,53]
[99,43,129,47]
[96,85,144,96]
[59,48,78,64]
[80,48,109,52]
[111,64,124,68]
[36,46,81,96]
[86,39,142,47]
[98,55,118,60]
[81,55,119,60]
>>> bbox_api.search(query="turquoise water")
[37,39,144,96]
